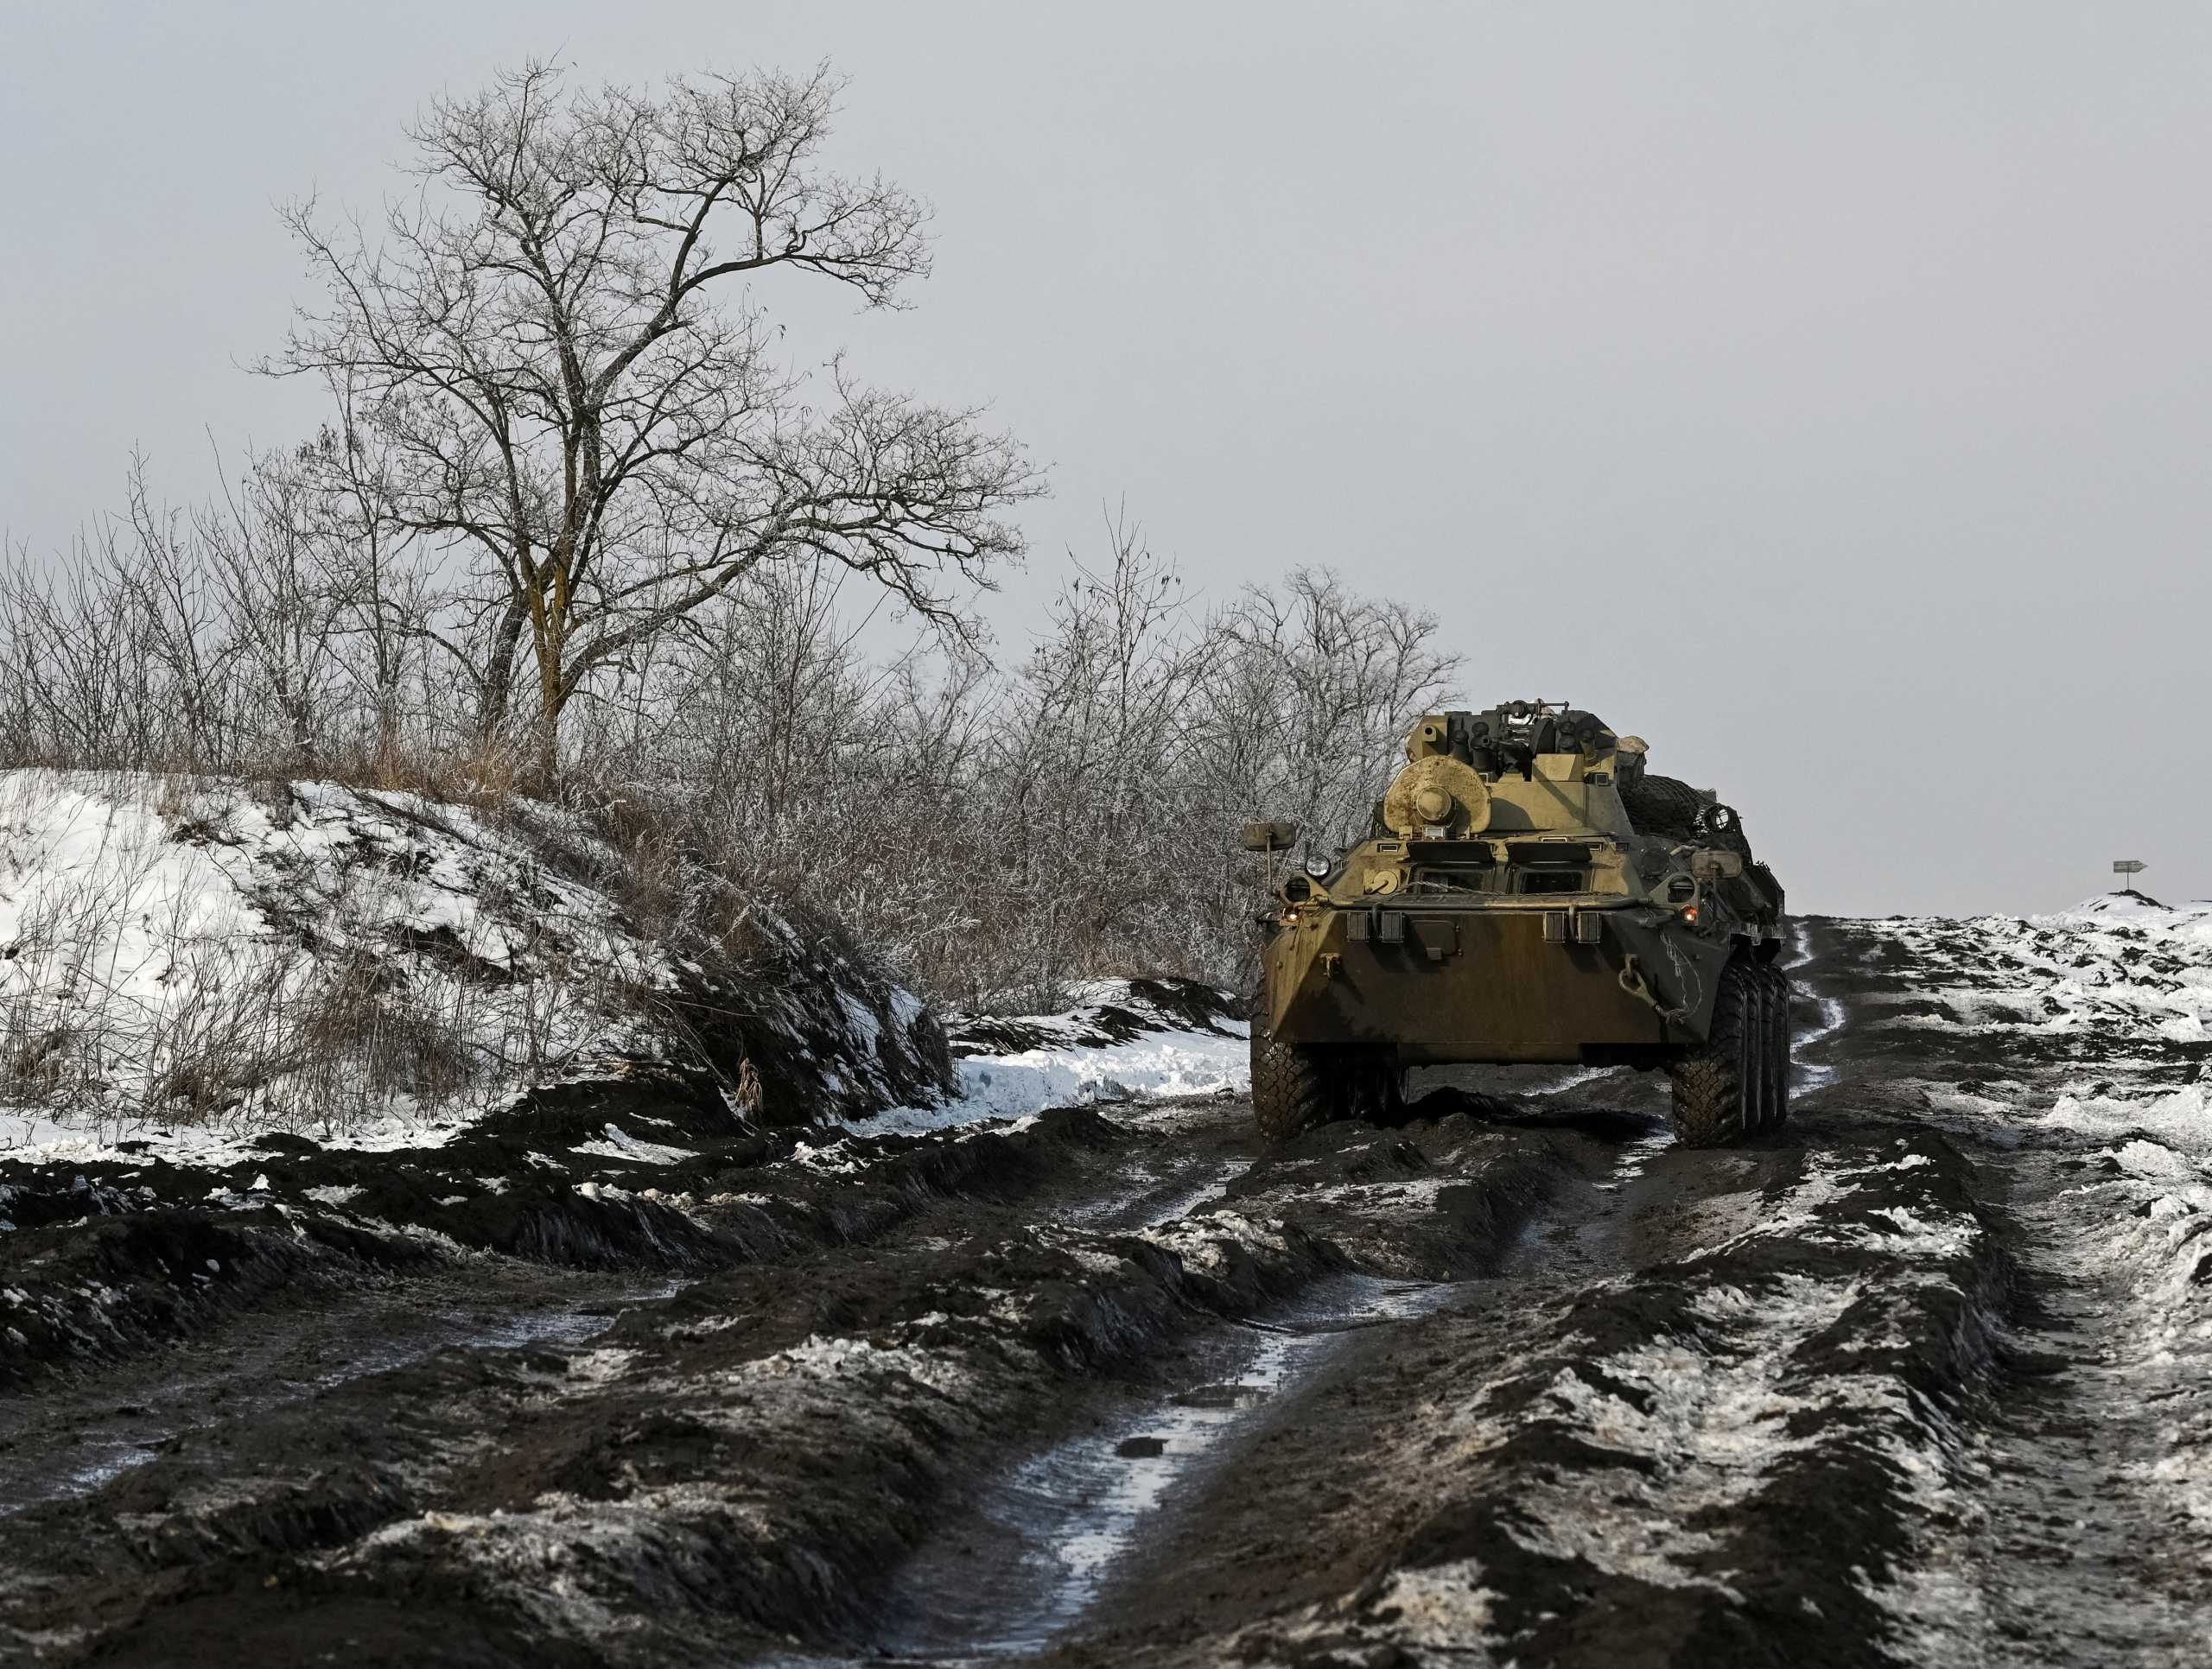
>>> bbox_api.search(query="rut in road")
[0,1266,679,1519]
[761,1089,1651,1666]
[817,1095,1884,1666]
[1813,915,2212,1666]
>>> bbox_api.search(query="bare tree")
[1192,569,1463,860]
[289,383,442,775]
[198,447,349,771]
[269,60,1040,777]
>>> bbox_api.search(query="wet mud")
[5,920,2209,1666]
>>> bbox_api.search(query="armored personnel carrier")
[1246,701,1789,1147]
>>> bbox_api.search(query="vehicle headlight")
[1303,855,1330,879]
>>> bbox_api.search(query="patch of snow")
[1872,903,2212,1049]
[854,1021,1248,1137]
[1138,1209,1288,1275]
[0,769,671,1153]
[2043,1083,2212,1163]
[0,1107,479,1170]
[569,1123,699,1165]
[750,1330,976,1399]
[1344,1564,1507,1657]
[1471,1150,1990,1608]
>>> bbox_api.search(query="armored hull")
[1262,900,1719,1063]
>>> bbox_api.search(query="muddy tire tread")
[1742,970,1772,1133]
[1250,1001,1334,1146]
[1763,962,1794,1131]
[1670,957,1758,1146]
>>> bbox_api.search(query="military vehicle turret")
[1245,701,1789,1147]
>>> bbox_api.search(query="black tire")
[1741,969,1772,1134]
[1248,988,1396,1145]
[1762,962,1794,1132]
[1251,1024,1334,1145]
[1250,985,1332,1145]
[1669,957,1762,1146]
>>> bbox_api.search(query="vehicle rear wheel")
[1741,971,1773,1133]
[1669,956,1763,1146]
[1762,962,1794,1131]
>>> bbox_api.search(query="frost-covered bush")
[0,484,1453,1011]
[583,534,1459,1008]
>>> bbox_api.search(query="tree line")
[0,61,1459,1005]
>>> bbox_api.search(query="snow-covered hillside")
[0,770,948,1162]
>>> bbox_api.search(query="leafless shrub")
[564,515,1459,1006]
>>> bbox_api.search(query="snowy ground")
[850,979,1247,1136]
[1872,893,2212,1044]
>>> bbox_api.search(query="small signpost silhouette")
[2113,860,2147,885]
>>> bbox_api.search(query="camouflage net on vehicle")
[1619,772,1756,861]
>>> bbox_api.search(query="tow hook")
[1320,951,1342,980]
[1619,952,1690,1025]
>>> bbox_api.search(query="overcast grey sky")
[3,2,2207,916]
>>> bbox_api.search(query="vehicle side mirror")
[1689,849,1744,881]
[1241,820,1300,854]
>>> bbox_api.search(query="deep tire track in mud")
[5,915,2211,1666]
[0,1263,675,1519]
[1806,914,2212,1666]
[0,1096,1578,1666]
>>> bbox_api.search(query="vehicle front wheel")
[1250,1021,1337,1145]
[1669,956,1766,1146]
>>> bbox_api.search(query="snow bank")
[849,979,1247,1136]
[0,770,658,1142]
[2063,888,2178,917]
[2037,1081,2212,1317]
[0,769,944,1165]
[2044,1081,2212,1171]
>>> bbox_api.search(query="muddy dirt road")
[3,917,2209,1666]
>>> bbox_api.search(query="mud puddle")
[822,1271,1468,1666]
